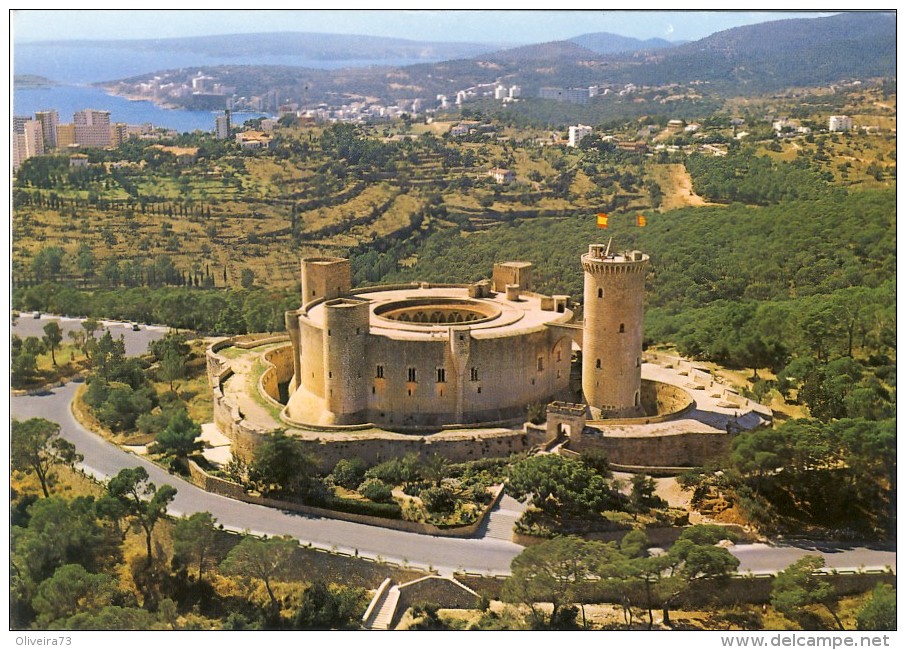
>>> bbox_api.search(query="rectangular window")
[537,357,544,371]
[407,367,417,382]
[436,368,446,383]
[376,365,384,379]
[470,367,479,382]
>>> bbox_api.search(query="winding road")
[10,317,896,577]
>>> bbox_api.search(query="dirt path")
[651,163,711,210]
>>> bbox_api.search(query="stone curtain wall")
[258,344,294,405]
[570,429,731,468]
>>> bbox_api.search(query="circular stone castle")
[207,242,771,472]
[283,244,645,431]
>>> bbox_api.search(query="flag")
[636,214,647,227]
[596,213,608,228]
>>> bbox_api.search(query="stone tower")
[322,297,370,424]
[581,243,648,417]
[300,257,352,306]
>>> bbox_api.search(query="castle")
[208,242,770,471]
[282,243,649,431]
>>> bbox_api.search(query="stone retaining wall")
[288,427,547,472]
[258,344,295,405]
[186,460,505,538]
[569,429,731,468]
[454,570,895,606]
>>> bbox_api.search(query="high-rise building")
[215,111,231,139]
[13,120,45,170]
[34,110,59,149]
[12,115,30,134]
[73,109,111,148]
[56,123,77,149]
[110,122,130,147]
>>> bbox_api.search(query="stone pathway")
[199,421,232,465]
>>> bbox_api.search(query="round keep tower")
[322,297,370,425]
[581,243,649,417]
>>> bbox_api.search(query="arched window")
[595,358,601,369]
[597,288,603,298]
[619,323,625,333]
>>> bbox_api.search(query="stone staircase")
[363,583,400,630]
[481,494,527,541]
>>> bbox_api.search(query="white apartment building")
[829,115,854,132]
[568,124,593,147]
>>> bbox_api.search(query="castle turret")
[322,298,370,424]
[581,243,648,417]
[301,257,351,307]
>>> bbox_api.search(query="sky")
[11,5,852,46]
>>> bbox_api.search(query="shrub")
[330,457,367,490]
[364,453,420,484]
[357,478,394,503]
[419,486,457,515]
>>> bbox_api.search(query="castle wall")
[568,429,731,468]
[258,344,295,405]
[297,314,326,397]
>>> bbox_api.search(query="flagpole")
[604,236,612,257]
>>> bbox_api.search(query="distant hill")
[569,32,678,54]
[613,12,896,89]
[99,12,896,108]
[31,32,506,62]
[480,40,599,64]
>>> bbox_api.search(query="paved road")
[12,314,169,357]
[9,321,896,577]
[11,382,524,575]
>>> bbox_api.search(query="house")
[235,130,273,150]
[149,144,199,165]
[487,167,515,184]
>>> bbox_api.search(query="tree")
[31,563,116,627]
[220,535,298,612]
[11,496,116,593]
[42,321,63,367]
[771,556,844,630]
[507,454,623,525]
[106,467,177,567]
[249,431,320,497]
[855,583,896,631]
[502,536,611,629]
[240,268,256,289]
[151,410,202,461]
[628,473,666,516]
[158,347,186,393]
[419,453,450,487]
[293,581,365,630]
[11,418,82,498]
[172,512,217,580]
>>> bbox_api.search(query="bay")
[13,42,440,132]
[13,43,440,133]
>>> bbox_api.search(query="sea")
[13,42,438,133]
